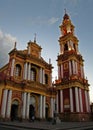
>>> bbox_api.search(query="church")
[0,38,56,121]
[0,12,91,121]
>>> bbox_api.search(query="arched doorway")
[29,96,36,120]
[11,100,19,121]
[45,104,49,119]
[29,104,35,120]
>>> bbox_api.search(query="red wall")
[72,87,76,112]
[63,89,70,112]
[81,89,86,112]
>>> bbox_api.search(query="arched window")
[73,43,76,51]
[31,68,36,81]
[64,43,68,51]
[45,74,48,84]
[15,64,21,77]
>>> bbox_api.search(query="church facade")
[54,12,91,121]
[0,12,91,121]
[0,40,56,121]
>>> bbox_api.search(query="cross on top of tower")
[64,8,67,14]
[14,41,17,49]
[34,33,36,43]
[63,9,69,20]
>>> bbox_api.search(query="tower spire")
[34,33,36,43]
[14,41,17,49]
[64,8,67,14]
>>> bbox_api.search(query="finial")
[49,58,51,64]
[64,8,67,14]
[63,9,69,20]
[34,33,36,43]
[14,41,17,49]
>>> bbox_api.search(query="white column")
[60,44,64,54]
[60,90,63,112]
[6,90,12,118]
[53,98,56,112]
[75,61,78,74]
[58,65,60,79]
[60,44,62,54]
[80,65,83,78]
[72,60,75,74]
[40,95,43,118]
[87,91,90,112]
[40,68,42,83]
[42,69,45,84]
[39,51,41,58]
[75,87,80,112]
[70,40,74,49]
[24,62,27,80]
[28,46,30,54]
[76,44,79,54]
[85,90,89,112]
[69,61,72,76]
[81,65,84,78]
[51,98,54,118]
[11,59,15,76]
[50,73,52,86]
[28,63,31,80]
[82,65,85,78]
[23,63,25,79]
[1,89,8,118]
[62,44,64,54]
[26,93,30,119]
[67,41,70,49]
[56,92,58,113]
[70,88,74,112]
[61,64,63,79]
[22,92,27,119]
[79,88,83,112]
[42,96,46,118]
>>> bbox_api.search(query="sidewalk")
[0,120,93,130]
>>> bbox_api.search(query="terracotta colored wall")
[82,89,86,112]
[63,89,70,112]
[72,87,76,112]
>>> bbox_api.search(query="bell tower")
[55,11,90,121]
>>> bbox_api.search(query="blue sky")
[0,0,93,102]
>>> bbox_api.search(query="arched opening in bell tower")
[64,43,68,51]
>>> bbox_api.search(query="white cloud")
[0,30,17,67]
[4,34,16,44]
[48,17,59,25]
[28,16,59,26]
[0,30,3,39]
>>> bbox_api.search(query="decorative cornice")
[54,75,89,90]
[59,33,79,43]
[57,50,84,62]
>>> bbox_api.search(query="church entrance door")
[11,100,19,121]
[29,104,35,120]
